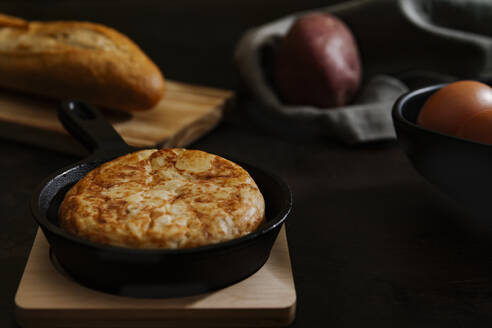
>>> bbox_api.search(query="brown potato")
[273,13,362,108]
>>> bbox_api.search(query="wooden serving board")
[15,227,296,328]
[0,80,234,156]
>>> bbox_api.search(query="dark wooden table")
[2,1,492,327]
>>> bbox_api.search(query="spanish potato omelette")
[59,148,265,249]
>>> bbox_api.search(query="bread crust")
[0,13,165,111]
[59,149,266,249]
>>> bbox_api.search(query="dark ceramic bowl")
[392,83,492,221]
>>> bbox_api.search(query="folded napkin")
[234,0,492,144]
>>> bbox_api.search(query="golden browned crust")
[0,13,165,111]
[59,149,265,249]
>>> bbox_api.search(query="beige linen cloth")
[234,0,492,144]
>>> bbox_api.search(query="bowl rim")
[30,159,293,255]
[392,82,492,148]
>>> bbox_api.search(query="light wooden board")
[15,227,296,328]
[0,80,234,155]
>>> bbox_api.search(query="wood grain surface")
[14,227,296,328]
[0,81,234,156]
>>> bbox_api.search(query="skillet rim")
[30,155,292,255]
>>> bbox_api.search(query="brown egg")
[457,110,492,144]
[417,80,492,136]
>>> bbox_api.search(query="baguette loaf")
[0,13,165,111]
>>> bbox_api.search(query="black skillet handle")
[58,100,134,157]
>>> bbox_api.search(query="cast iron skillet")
[31,100,292,298]
[392,83,492,224]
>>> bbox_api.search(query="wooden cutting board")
[0,80,234,155]
[15,227,296,328]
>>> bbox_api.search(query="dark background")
[2,1,492,327]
